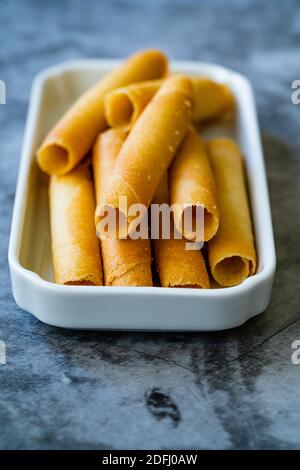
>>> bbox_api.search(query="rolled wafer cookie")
[37,49,168,175]
[49,163,103,285]
[170,127,219,242]
[93,129,152,286]
[97,75,194,238]
[207,138,257,287]
[153,173,210,289]
[104,77,234,129]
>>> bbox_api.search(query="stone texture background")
[0,0,300,449]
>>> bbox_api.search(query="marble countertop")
[1,0,300,450]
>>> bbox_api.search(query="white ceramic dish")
[8,59,276,331]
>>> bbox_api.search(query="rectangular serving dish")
[8,59,276,331]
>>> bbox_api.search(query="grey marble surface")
[1,0,300,450]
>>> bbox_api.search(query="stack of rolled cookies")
[37,48,256,288]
